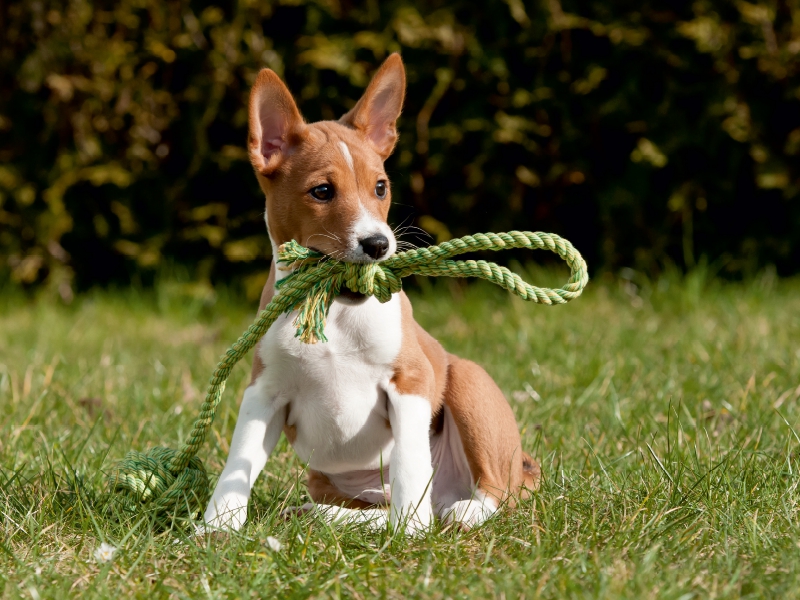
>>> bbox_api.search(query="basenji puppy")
[204,53,540,534]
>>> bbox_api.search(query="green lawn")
[2,268,800,598]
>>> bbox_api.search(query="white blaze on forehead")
[338,141,355,172]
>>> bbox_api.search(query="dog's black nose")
[359,234,390,260]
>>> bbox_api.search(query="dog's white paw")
[203,494,248,531]
[390,506,433,537]
[442,498,497,530]
[397,515,431,537]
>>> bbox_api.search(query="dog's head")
[248,54,405,264]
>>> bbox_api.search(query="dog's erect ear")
[248,69,306,177]
[340,53,406,160]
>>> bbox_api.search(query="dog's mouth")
[304,246,372,304]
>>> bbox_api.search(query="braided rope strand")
[107,231,588,525]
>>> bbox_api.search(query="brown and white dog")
[204,54,540,534]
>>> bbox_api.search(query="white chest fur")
[257,293,403,474]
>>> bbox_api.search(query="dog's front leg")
[386,385,434,534]
[203,379,285,531]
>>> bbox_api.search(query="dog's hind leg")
[429,403,499,530]
[437,355,540,529]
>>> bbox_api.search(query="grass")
[2,267,800,598]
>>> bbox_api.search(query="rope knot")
[341,262,401,301]
[107,446,209,523]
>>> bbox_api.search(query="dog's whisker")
[306,232,341,248]
[391,215,416,236]
[395,225,432,240]
[322,225,343,243]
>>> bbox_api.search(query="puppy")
[204,54,539,534]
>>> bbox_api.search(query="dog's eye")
[375,180,387,199]
[309,184,334,202]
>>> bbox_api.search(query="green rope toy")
[107,231,588,524]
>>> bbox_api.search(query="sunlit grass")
[2,268,800,598]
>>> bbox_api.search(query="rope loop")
[107,230,588,525]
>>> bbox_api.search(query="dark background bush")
[1,0,799,299]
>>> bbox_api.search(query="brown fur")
[307,471,381,509]
[441,356,539,506]
[390,293,447,415]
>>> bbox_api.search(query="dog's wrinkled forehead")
[295,122,386,182]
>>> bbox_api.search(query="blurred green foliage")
[1,0,799,298]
